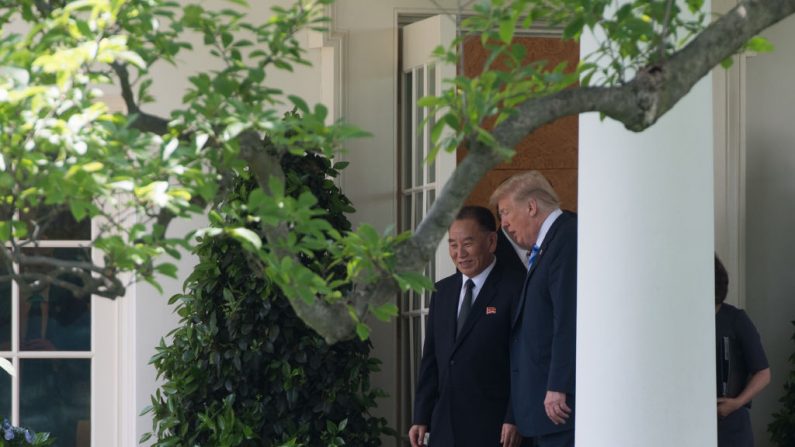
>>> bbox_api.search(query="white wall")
[745,14,795,447]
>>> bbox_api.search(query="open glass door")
[398,14,456,444]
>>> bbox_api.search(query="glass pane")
[20,248,91,351]
[401,194,412,233]
[401,316,412,427]
[0,264,10,351]
[412,316,422,378]
[428,64,436,184]
[0,359,9,417]
[427,189,435,214]
[21,206,90,241]
[402,72,413,190]
[428,64,436,96]
[20,359,91,447]
[414,67,425,187]
[413,192,423,230]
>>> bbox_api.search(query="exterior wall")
[745,14,795,447]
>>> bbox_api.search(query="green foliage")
[768,320,795,446]
[144,151,390,446]
[0,0,785,341]
[0,419,54,447]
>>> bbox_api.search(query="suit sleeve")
[546,223,577,394]
[413,289,440,425]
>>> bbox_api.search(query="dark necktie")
[527,244,541,270]
[457,279,475,338]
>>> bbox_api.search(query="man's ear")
[487,231,498,253]
[527,197,538,216]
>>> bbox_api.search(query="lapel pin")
[486,307,496,315]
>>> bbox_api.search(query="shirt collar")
[462,256,497,296]
[535,208,563,248]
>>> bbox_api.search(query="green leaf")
[0,357,15,376]
[227,227,262,250]
[498,17,516,44]
[394,271,434,293]
[355,322,370,340]
[370,302,398,322]
[267,176,285,198]
[221,122,247,142]
[746,36,775,53]
[155,263,179,278]
[288,95,309,114]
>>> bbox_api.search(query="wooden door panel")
[458,36,579,211]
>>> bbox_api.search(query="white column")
[576,31,717,447]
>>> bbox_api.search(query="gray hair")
[489,170,560,212]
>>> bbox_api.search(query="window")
[1,207,117,446]
[398,15,457,443]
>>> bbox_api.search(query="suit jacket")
[414,257,525,446]
[510,211,577,437]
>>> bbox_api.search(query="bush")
[768,320,795,446]
[144,151,390,446]
[0,419,53,447]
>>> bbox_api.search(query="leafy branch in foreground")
[0,0,792,343]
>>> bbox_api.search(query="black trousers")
[534,429,574,447]
[718,407,754,447]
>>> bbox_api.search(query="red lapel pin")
[486,306,496,315]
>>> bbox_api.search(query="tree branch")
[110,62,170,135]
[238,131,357,343]
[214,0,795,345]
[388,0,795,307]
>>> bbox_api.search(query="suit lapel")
[511,212,572,329]
[453,263,502,350]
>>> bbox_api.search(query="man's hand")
[501,423,521,447]
[408,424,428,447]
[544,390,571,425]
[717,397,741,418]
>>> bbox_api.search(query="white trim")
[118,278,136,447]
[307,4,346,124]
[712,45,751,308]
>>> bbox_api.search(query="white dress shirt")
[457,257,497,316]
[534,208,563,248]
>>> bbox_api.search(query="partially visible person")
[409,206,525,447]
[715,255,771,447]
[491,171,577,447]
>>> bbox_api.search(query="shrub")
[0,419,53,447]
[768,320,795,446]
[144,150,390,446]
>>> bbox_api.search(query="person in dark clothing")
[409,206,525,447]
[715,255,771,447]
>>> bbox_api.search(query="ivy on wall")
[143,150,390,446]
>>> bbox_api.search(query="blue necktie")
[527,245,540,270]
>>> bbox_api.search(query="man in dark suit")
[491,171,577,447]
[409,206,525,447]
